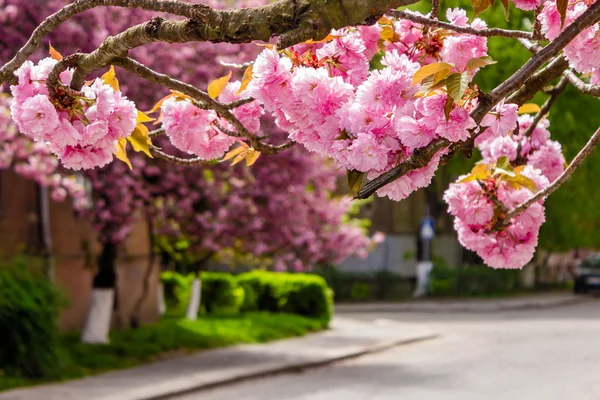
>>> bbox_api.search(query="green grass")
[0,312,328,392]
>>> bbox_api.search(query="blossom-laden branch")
[109,57,293,155]
[504,125,600,220]
[521,77,567,139]
[0,0,418,85]
[358,0,600,198]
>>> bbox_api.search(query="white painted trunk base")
[413,261,433,298]
[157,283,166,315]
[82,288,114,344]
[186,278,202,320]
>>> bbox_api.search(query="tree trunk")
[82,242,117,344]
[130,218,155,328]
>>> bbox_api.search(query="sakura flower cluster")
[0,94,88,207]
[160,82,263,160]
[444,165,549,269]
[539,1,600,74]
[246,8,486,201]
[477,110,566,183]
[445,98,566,269]
[9,58,137,170]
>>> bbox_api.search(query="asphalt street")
[174,299,600,400]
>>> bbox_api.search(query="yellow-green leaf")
[412,62,454,86]
[511,175,538,192]
[380,25,396,42]
[101,66,119,91]
[459,163,490,182]
[127,125,153,158]
[518,103,541,114]
[466,56,497,71]
[137,110,154,123]
[236,64,254,95]
[49,43,62,61]
[347,169,365,196]
[230,153,246,166]
[303,34,342,44]
[245,149,261,166]
[221,145,247,162]
[446,72,470,103]
[208,71,232,99]
[114,138,132,169]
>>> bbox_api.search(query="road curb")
[334,294,594,314]
[147,333,439,400]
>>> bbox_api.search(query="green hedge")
[0,255,64,378]
[161,270,333,323]
[429,264,522,297]
[237,271,333,321]
[161,271,244,317]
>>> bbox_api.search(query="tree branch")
[390,10,533,38]
[521,77,567,139]
[504,125,600,220]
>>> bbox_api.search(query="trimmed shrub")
[201,272,244,315]
[0,255,63,378]
[237,271,333,322]
[160,271,244,316]
[160,271,194,316]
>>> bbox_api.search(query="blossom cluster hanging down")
[9,57,138,170]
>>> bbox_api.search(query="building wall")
[0,171,159,332]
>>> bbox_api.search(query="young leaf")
[101,66,119,91]
[412,62,454,86]
[302,34,341,44]
[245,149,261,166]
[557,0,568,27]
[471,0,494,16]
[347,169,365,196]
[511,175,538,192]
[221,145,247,162]
[236,64,254,94]
[49,43,62,61]
[380,25,396,42]
[499,0,510,19]
[459,163,490,182]
[444,95,454,121]
[466,56,497,71]
[518,103,541,114]
[137,110,154,123]
[446,72,470,103]
[114,138,132,169]
[514,165,526,174]
[230,152,247,166]
[208,71,232,99]
[494,156,515,177]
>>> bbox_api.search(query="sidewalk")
[0,318,436,400]
[335,293,592,314]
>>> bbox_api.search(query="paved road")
[174,299,600,400]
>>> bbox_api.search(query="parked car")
[573,255,600,294]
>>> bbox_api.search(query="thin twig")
[521,77,567,139]
[390,10,533,39]
[220,61,253,70]
[149,146,206,165]
[148,128,165,138]
[505,125,600,220]
[430,0,440,21]
[563,69,600,97]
